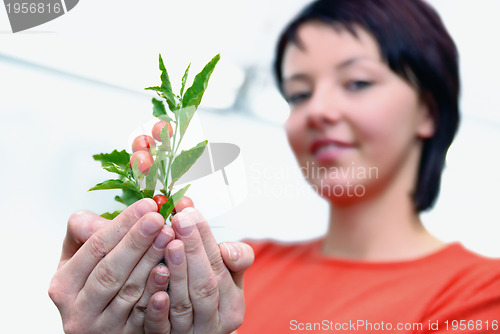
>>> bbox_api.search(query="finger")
[77,211,165,313]
[217,241,254,328]
[127,263,171,330]
[219,242,254,289]
[133,226,174,309]
[106,225,174,323]
[144,291,171,334]
[164,239,193,333]
[57,199,157,292]
[60,210,106,267]
[181,208,238,318]
[182,208,228,279]
[172,213,219,329]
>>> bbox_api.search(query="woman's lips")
[310,138,355,163]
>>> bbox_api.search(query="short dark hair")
[273,0,460,212]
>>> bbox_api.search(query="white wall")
[0,1,499,333]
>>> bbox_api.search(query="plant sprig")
[89,53,220,222]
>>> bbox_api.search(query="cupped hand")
[145,207,255,334]
[49,199,175,334]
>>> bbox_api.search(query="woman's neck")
[321,177,444,262]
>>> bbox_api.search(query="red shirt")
[239,239,500,333]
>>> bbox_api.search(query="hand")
[144,207,254,334]
[49,199,175,334]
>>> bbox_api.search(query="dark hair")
[274,0,460,212]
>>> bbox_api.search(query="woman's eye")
[285,92,311,105]
[346,80,373,91]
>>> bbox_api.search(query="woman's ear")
[416,94,436,139]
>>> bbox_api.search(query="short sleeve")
[417,260,500,334]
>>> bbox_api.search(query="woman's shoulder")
[420,243,500,321]
[439,243,500,285]
[441,243,500,270]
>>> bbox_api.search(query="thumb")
[59,210,106,266]
[220,242,254,289]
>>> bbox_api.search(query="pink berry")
[152,121,173,141]
[130,151,154,174]
[132,135,156,152]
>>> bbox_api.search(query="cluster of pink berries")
[129,120,193,213]
[129,121,173,174]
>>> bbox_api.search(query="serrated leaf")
[102,162,128,177]
[160,184,190,219]
[101,210,122,219]
[93,150,130,170]
[180,63,191,96]
[152,98,167,117]
[158,54,177,111]
[182,54,220,108]
[89,179,140,192]
[170,140,207,187]
[176,105,196,142]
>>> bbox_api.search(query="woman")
[49,0,500,333]
[240,0,500,332]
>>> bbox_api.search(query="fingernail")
[183,207,203,224]
[169,246,184,266]
[136,200,155,219]
[152,294,168,311]
[154,270,169,285]
[175,213,194,237]
[224,242,241,262]
[153,230,171,250]
[141,217,161,236]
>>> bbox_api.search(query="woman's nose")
[306,87,342,130]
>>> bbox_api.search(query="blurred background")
[1,0,499,332]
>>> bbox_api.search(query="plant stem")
[165,102,180,197]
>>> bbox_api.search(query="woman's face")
[282,22,434,204]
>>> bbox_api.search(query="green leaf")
[144,155,162,197]
[158,114,174,123]
[102,162,128,177]
[159,122,171,152]
[89,179,140,192]
[115,188,144,206]
[158,54,177,111]
[182,54,220,108]
[161,93,178,111]
[132,158,141,181]
[122,180,141,192]
[145,86,162,91]
[152,98,166,117]
[143,189,154,199]
[93,150,130,170]
[170,140,207,187]
[176,105,197,142]
[101,210,122,219]
[180,63,191,96]
[114,195,125,205]
[160,184,190,219]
